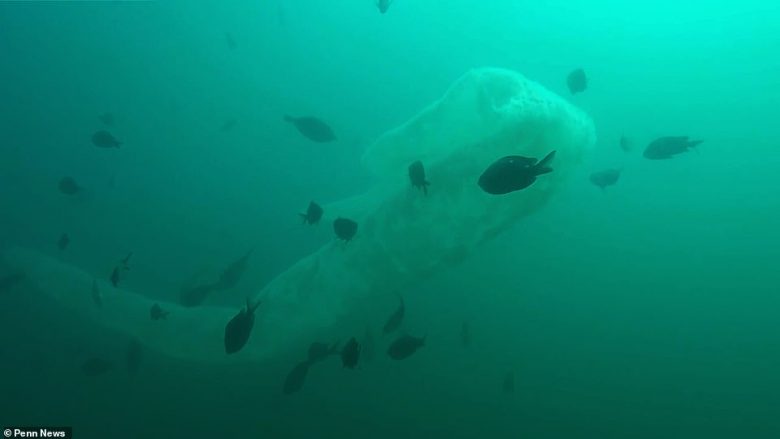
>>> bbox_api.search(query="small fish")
[92,130,122,148]
[150,303,169,321]
[0,272,25,294]
[283,360,311,395]
[99,112,114,126]
[460,321,471,348]
[110,266,121,288]
[341,337,361,369]
[57,233,70,250]
[120,252,133,270]
[224,298,261,354]
[619,135,632,152]
[643,136,702,160]
[387,334,425,360]
[284,115,337,143]
[300,201,324,225]
[503,371,515,394]
[478,151,556,195]
[308,341,340,363]
[58,177,81,195]
[220,118,237,132]
[91,278,102,308]
[567,68,587,94]
[215,248,253,290]
[126,338,143,377]
[376,0,393,14]
[589,168,622,191]
[408,161,430,195]
[225,32,237,49]
[333,218,358,242]
[382,294,405,335]
[81,357,114,377]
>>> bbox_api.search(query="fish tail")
[535,150,556,174]
[687,139,703,148]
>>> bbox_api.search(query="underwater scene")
[1,1,779,438]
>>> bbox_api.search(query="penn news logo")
[3,428,72,439]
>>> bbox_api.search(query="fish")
[408,161,430,195]
[0,272,25,294]
[92,130,122,148]
[589,168,622,191]
[333,218,358,242]
[620,135,632,152]
[340,337,361,369]
[110,266,121,288]
[460,321,471,348]
[215,248,253,290]
[387,334,425,360]
[284,115,337,143]
[478,150,556,195]
[376,0,393,14]
[382,294,405,335]
[81,357,114,377]
[58,177,81,195]
[150,303,169,321]
[224,298,261,354]
[300,201,324,225]
[503,371,515,393]
[120,252,133,270]
[126,338,143,377]
[567,68,587,94]
[219,119,237,132]
[308,341,340,363]
[225,32,237,49]
[643,136,702,160]
[57,233,70,251]
[99,112,114,126]
[283,361,311,395]
[91,278,102,308]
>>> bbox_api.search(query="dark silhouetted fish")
[408,161,430,195]
[215,248,253,290]
[589,168,622,191]
[387,334,425,360]
[460,321,471,348]
[308,341,340,363]
[382,294,405,335]
[126,338,143,377]
[0,272,25,294]
[284,115,336,143]
[377,0,393,14]
[503,371,515,393]
[300,201,323,225]
[333,218,358,242]
[92,130,122,148]
[644,136,702,160]
[220,118,237,132]
[341,337,361,369]
[99,112,114,126]
[283,360,310,395]
[225,32,237,49]
[567,68,587,94]
[81,357,114,377]
[58,177,81,195]
[150,303,169,321]
[91,278,102,309]
[620,135,632,152]
[224,298,261,354]
[478,150,556,195]
[58,233,70,250]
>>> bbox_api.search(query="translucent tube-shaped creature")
[2,68,595,363]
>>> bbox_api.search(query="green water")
[1,1,779,438]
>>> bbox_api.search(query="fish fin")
[534,150,556,175]
[688,140,703,149]
[247,298,262,314]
